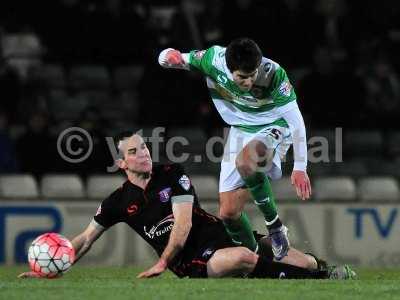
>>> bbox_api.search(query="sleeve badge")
[178,175,191,191]
[194,50,205,60]
[278,81,292,97]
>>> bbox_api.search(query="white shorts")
[219,125,292,193]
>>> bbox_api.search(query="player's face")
[232,69,258,91]
[122,135,152,174]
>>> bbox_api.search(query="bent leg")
[219,189,257,251]
[207,247,258,278]
[237,139,291,260]
[249,255,327,279]
[207,246,327,279]
[236,140,281,227]
[219,188,250,220]
[280,249,318,270]
[258,235,318,269]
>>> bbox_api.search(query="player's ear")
[116,158,126,170]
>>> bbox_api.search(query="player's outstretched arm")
[158,48,190,70]
[72,219,105,264]
[138,201,193,278]
[282,106,312,200]
[18,220,105,279]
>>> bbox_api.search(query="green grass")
[1,266,400,300]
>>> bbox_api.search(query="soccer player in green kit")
[158,38,311,260]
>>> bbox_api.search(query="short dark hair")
[225,38,262,72]
[115,131,136,159]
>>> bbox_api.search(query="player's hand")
[166,50,185,66]
[137,259,167,278]
[18,271,63,279]
[18,271,43,279]
[291,170,312,200]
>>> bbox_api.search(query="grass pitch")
[1,266,399,300]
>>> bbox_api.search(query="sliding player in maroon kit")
[19,132,355,279]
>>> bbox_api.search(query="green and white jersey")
[189,46,297,132]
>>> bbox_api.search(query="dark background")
[0,0,400,178]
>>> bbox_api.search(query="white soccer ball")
[28,232,75,278]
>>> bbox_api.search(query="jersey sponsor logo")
[159,187,172,202]
[127,204,138,215]
[214,80,274,106]
[143,214,174,239]
[213,78,274,107]
[193,50,205,60]
[178,175,191,191]
[278,81,292,97]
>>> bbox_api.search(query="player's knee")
[219,193,242,221]
[235,157,255,177]
[219,206,241,221]
[305,254,318,269]
[254,141,268,157]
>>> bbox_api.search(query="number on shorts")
[268,128,282,140]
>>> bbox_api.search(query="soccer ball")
[28,232,75,278]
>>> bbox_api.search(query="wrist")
[293,161,307,172]
[158,257,168,268]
